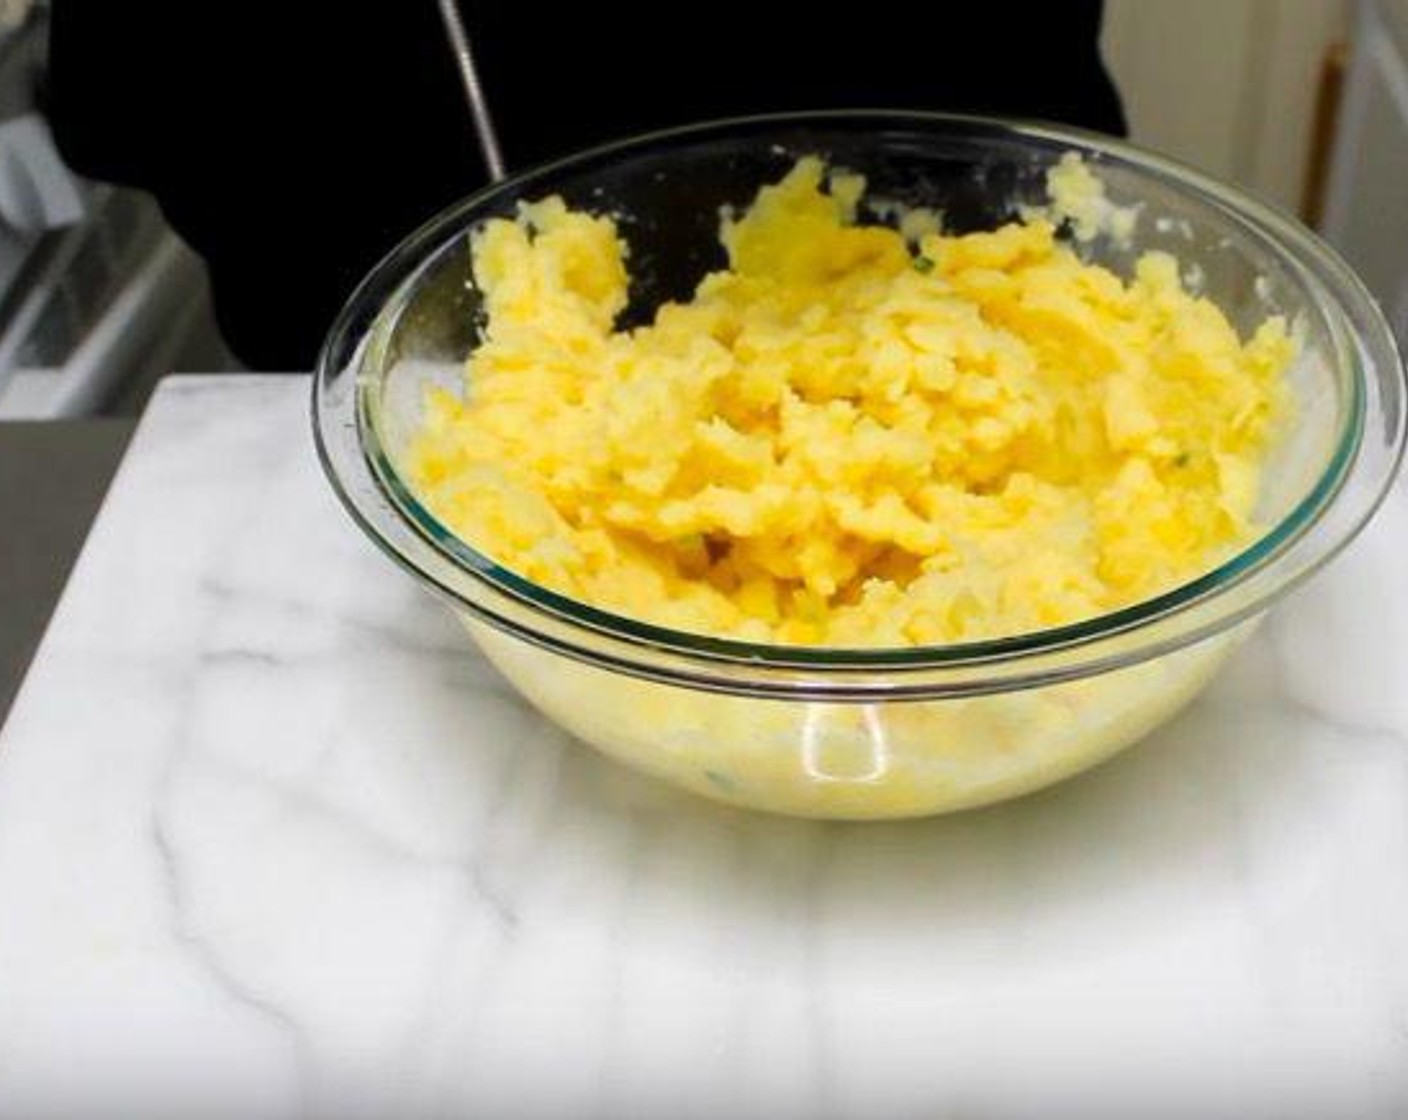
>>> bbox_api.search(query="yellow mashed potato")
[407,156,1292,647]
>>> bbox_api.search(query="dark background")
[48,2,1124,371]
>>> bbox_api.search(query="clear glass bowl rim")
[314,109,1406,698]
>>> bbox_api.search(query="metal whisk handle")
[435,0,506,183]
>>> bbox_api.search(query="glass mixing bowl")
[314,112,1405,819]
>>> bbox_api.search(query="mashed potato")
[407,156,1291,649]
[398,155,1297,818]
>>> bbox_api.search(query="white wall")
[1321,0,1408,343]
[1103,0,1350,214]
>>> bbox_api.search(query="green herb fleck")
[1173,451,1191,468]
[913,254,935,274]
[704,769,736,791]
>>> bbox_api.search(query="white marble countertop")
[1,375,1407,1119]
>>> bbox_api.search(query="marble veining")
[0,376,1406,1118]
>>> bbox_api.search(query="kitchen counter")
[0,417,133,723]
[1,375,1407,1118]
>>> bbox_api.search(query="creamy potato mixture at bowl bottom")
[401,156,1292,816]
[465,617,1248,818]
